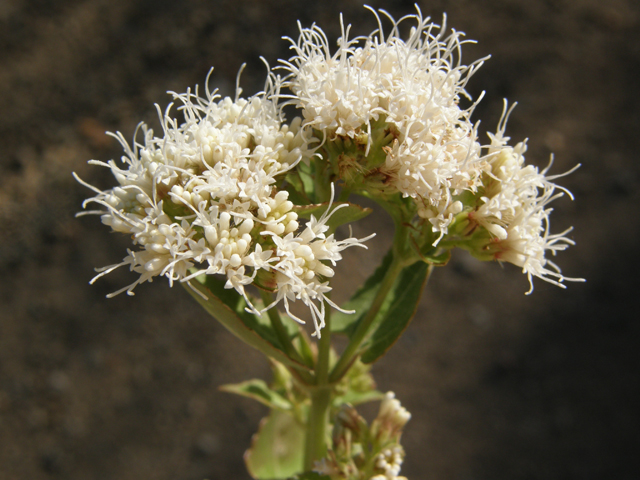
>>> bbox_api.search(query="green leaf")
[293,202,372,234]
[331,249,430,361]
[183,275,310,371]
[201,273,298,341]
[284,170,312,206]
[284,182,311,207]
[285,160,316,204]
[245,410,306,479]
[331,251,394,335]
[220,379,292,411]
[294,333,315,370]
[360,261,430,364]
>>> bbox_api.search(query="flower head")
[280,7,489,241]
[460,101,584,292]
[75,69,371,335]
[280,6,582,292]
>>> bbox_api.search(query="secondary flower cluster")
[280,7,582,292]
[75,73,370,337]
[319,392,410,480]
[281,8,487,241]
[458,102,582,292]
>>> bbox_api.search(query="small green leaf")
[284,169,312,206]
[245,410,306,479]
[293,202,372,234]
[220,379,292,410]
[184,275,310,371]
[360,261,430,364]
[292,203,326,220]
[285,160,315,203]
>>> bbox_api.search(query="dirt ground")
[1,1,639,479]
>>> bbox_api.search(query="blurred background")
[1,0,639,479]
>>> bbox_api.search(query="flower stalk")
[260,289,308,367]
[330,252,405,384]
[304,306,333,469]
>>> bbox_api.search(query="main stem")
[304,308,332,470]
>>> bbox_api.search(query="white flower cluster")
[281,6,582,292]
[370,391,412,447]
[469,102,583,293]
[370,446,407,480]
[75,72,371,337]
[377,392,412,430]
[77,5,581,335]
[281,7,487,242]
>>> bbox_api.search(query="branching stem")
[329,253,404,383]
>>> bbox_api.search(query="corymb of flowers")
[75,6,583,338]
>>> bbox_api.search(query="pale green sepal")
[183,276,310,371]
[245,410,306,479]
[220,379,293,411]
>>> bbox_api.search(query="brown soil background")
[1,1,639,479]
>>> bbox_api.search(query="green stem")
[304,386,331,471]
[315,313,332,384]
[260,289,304,363]
[329,253,405,383]
[259,290,315,387]
[304,306,332,470]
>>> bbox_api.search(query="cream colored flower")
[281,6,488,242]
[75,70,371,331]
